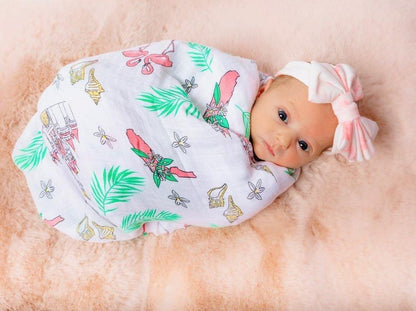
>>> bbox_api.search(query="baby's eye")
[278,109,288,123]
[298,140,309,151]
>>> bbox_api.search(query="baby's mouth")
[264,141,275,157]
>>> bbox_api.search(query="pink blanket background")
[1,0,415,309]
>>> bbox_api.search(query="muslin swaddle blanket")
[12,40,299,242]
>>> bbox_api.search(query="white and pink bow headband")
[276,61,379,162]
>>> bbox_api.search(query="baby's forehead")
[272,76,309,99]
[271,75,303,90]
[293,97,336,124]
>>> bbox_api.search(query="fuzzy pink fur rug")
[1,0,415,309]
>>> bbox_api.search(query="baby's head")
[250,61,379,169]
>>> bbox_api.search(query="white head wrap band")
[276,61,379,162]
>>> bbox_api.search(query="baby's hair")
[270,74,295,89]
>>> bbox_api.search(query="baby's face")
[250,76,338,168]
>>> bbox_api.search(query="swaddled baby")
[12,40,378,242]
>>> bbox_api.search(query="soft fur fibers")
[0,0,415,309]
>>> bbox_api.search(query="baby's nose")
[274,129,295,149]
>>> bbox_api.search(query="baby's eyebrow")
[287,101,299,119]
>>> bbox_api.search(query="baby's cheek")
[272,153,301,169]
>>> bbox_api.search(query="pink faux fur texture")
[0,0,415,309]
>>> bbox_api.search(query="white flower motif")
[171,132,190,153]
[93,126,117,149]
[181,76,198,94]
[168,190,190,208]
[39,179,55,199]
[247,179,265,200]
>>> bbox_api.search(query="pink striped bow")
[278,61,379,162]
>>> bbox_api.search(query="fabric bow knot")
[308,62,378,161]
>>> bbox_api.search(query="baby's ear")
[256,78,274,98]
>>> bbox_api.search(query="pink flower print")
[122,41,174,75]
[39,180,55,199]
[93,126,117,149]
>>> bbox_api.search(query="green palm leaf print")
[13,131,47,170]
[188,42,213,72]
[138,86,201,118]
[90,166,145,215]
[236,105,251,139]
[121,209,182,232]
[285,168,296,178]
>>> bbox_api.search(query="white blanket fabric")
[12,40,299,242]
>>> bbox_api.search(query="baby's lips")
[265,141,276,157]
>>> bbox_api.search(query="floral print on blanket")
[122,41,175,75]
[171,131,191,154]
[203,70,239,137]
[126,129,196,188]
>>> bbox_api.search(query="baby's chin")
[271,159,301,169]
